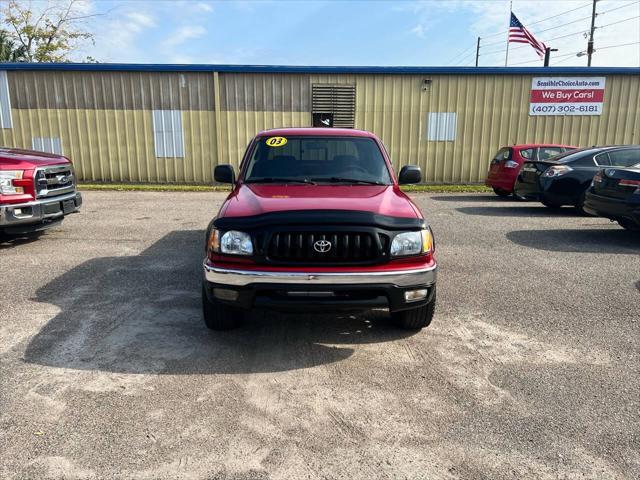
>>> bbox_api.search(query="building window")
[32,137,63,155]
[0,71,12,129]
[312,84,356,128]
[152,110,184,158]
[427,112,457,141]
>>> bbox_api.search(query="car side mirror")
[214,164,235,184]
[398,165,421,185]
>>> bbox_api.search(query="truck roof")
[256,128,376,138]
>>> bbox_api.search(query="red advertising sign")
[529,77,606,116]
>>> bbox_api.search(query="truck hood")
[0,148,70,170]
[220,184,420,219]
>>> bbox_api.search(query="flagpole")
[504,1,512,66]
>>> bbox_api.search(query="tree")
[0,29,27,62]
[1,0,100,62]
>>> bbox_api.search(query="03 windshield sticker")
[265,136,288,147]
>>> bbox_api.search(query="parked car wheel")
[492,187,511,198]
[541,200,562,209]
[618,219,640,232]
[202,284,243,330]
[391,288,436,330]
[574,191,593,215]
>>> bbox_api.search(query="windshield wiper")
[311,177,386,185]
[246,177,316,185]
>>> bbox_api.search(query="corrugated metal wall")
[1,69,638,183]
[215,73,640,182]
[1,70,216,183]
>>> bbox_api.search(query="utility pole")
[543,47,558,67]
[475,37,481,67]
[587,0,597,66]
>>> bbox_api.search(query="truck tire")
[202,284,243,330]
[391,288,436,330]
[492,187,511,198]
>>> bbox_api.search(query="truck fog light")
[213,288,239,301]
[404,289,428,302]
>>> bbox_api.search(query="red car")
[202,128,437,330]
[0,148,82,235]
[485,144,576,197]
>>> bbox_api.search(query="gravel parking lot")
[1,191,638,480]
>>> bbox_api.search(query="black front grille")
[267,231,386,264]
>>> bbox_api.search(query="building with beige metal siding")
[0,64,638,184]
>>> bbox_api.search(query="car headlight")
[390,229,433,257]
[219,230,253,256]
[542,165,572,178]
[0,170,25,195]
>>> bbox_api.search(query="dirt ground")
[1,191,638,479]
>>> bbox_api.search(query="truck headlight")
[220,230,253,256]
[0,170,25,195]
[391,229,433,257]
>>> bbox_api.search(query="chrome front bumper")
[0,191,82,228]
[203,260,437,287]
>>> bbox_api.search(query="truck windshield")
[244,136,392,185]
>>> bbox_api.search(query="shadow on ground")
[24,230,413,375]
[0,232,44,249]
[507,228,640,254]
[457,205,583,217]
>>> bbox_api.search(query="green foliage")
[1,0,97,62]
[0,29,27,61]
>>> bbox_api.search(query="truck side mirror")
[214,165,235,184]
[398,165,421,185]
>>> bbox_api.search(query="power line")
[528,42,640,66]
[477,7,639,59]
[597,14,640,30]
[478,0,639,46]
[453,51,476,66]
[510,50,580,66]
[480,27,588,56]
[597,41,640,50]
[597,0,640,16]
[445,45,476,65]
[551,54,582,66]
[480,1,593,40]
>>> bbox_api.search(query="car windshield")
[244,136,392,185]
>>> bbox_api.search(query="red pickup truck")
[202,128,437,330]
[0,148,82,235]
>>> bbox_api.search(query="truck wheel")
[618,219,640,232]
[392,288,436,330]
[202,284,243,330]
[492,187,510,198]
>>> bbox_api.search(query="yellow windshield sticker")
[266,136,288,147]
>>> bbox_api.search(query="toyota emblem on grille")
[313,239,332,253]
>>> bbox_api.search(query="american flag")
[509,12,547,59]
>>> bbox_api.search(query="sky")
[63,0,640,66]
